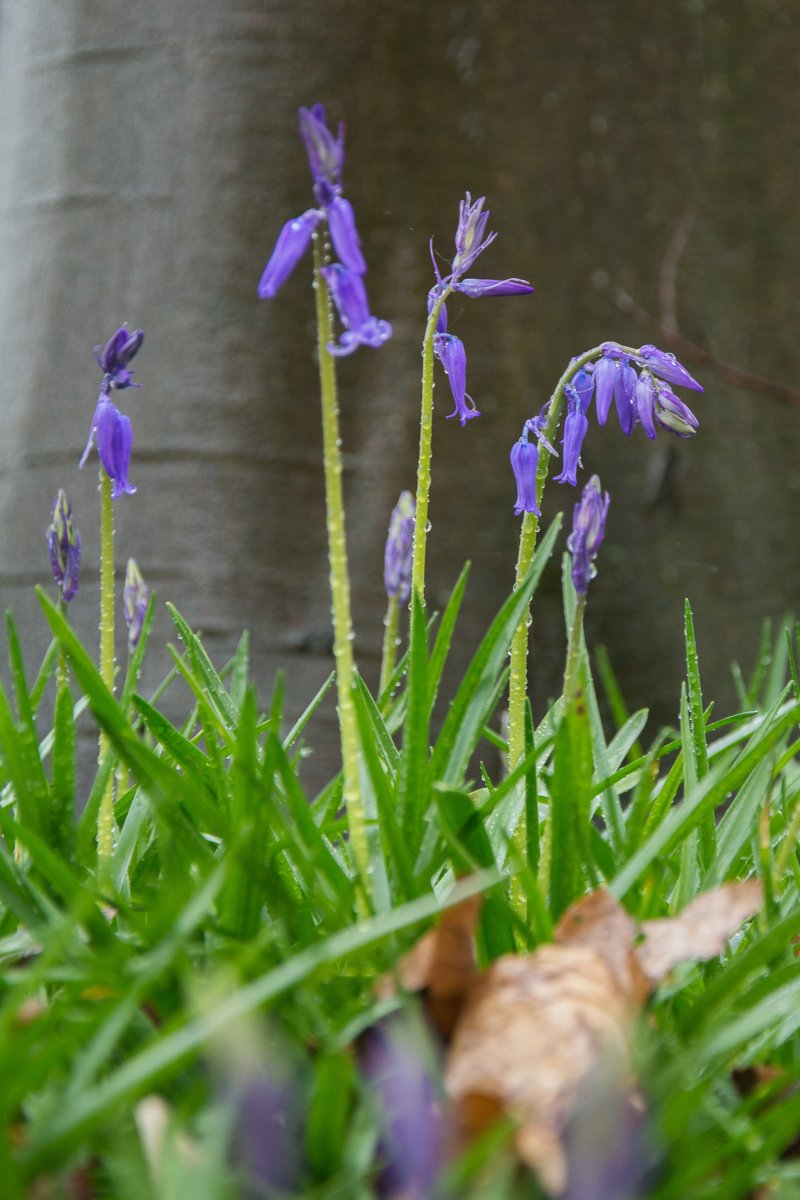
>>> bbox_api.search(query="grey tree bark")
[1,0,799,789]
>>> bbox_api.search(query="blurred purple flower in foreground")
[428,193,533,426]
[47,489,80,603]
[384,491,415,603]
[568,475,609,595]
[358,1015,444,1199]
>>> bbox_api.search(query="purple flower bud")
[326,195,366,274]
[572,364,595,414]
[47,490,80,603]
[654,381,699,437]
[555,393,589,486]
[384,491,415,603]
[567,475,609,595]
[451,192,497,278]
[322,264,392,356]
[511,435,540,516]
[94,325,144,390]
[433,333,479,425]
[455,276,534,298]
[634,372,658,440]
[257,209,321,299]
[637,344,703,392]
[123,558,149,651]
[615,358,638,436]
[594,354,617,426]
[299,103,345,194]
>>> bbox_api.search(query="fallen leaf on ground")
[636,878,763,986]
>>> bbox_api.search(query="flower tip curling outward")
[47,490,80,603]
[510,435,540,517]
[567,474,610,595]
[451,192,496,278]
[322,263,392,356]
[433,333,479,425]
[455,277,534,298]
[123,558,149,651]
[384,491,415,603]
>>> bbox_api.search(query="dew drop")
[425,520,432,532]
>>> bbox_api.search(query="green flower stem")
[97,468,115,874]
[562,592,588,704]
[507,344,609,770]
[312,236,368,886]
[507,344,610,915]
[379,594,400,701]
[411,291,451,605]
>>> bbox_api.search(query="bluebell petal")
[510,438,540,516]
[655,383,699,437]
[299,103,344,190]
[637,344,703,392]
[96,398,136,498]
[456,277,534,297]
[257,209,320,299]
[327,195,366,274]
[594,355,617,425]
[451,193,496,277]
[323,264,392,356]
[567,475,609,594]
[433,333,479,425]
[555,409,589,485]
[572,365,595,414]
[614,360,637,435]
[635,373,658,439]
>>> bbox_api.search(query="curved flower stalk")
[412,192,533,602]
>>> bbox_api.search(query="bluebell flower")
[47,490,80,603]
[511,434,540,516]
[81,395,136,498]
[322,263,392,355]
[123,558,149,650]
[433,333,479,425]
[384,491,415,602]
[568,475,609,595]
[258,103,371,301]
[555,388,589,485]
[257,209,322,299]
[636,344,703,392]
[427,193,533,426]
[571,363,595,414]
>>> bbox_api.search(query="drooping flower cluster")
[511,343,702,514]
[257,104,391,356]
[384,491,415,603]
[429,194,533,425]
[568,475,610,595]
[80,325,144,498]
[47,490,80,603]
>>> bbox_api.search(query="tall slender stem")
[379,594,400,701]
[97,468,115,873]
[562,592,588,704]
[312,236,368,885]
[506,344,607,769]
[411,293,449,605]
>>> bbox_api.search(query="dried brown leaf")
[445,945,634,1194]
[376,894,481,1037]
[635,879,762,986]
[555,889,651,1004]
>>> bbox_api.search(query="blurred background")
[1,0,798,786]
